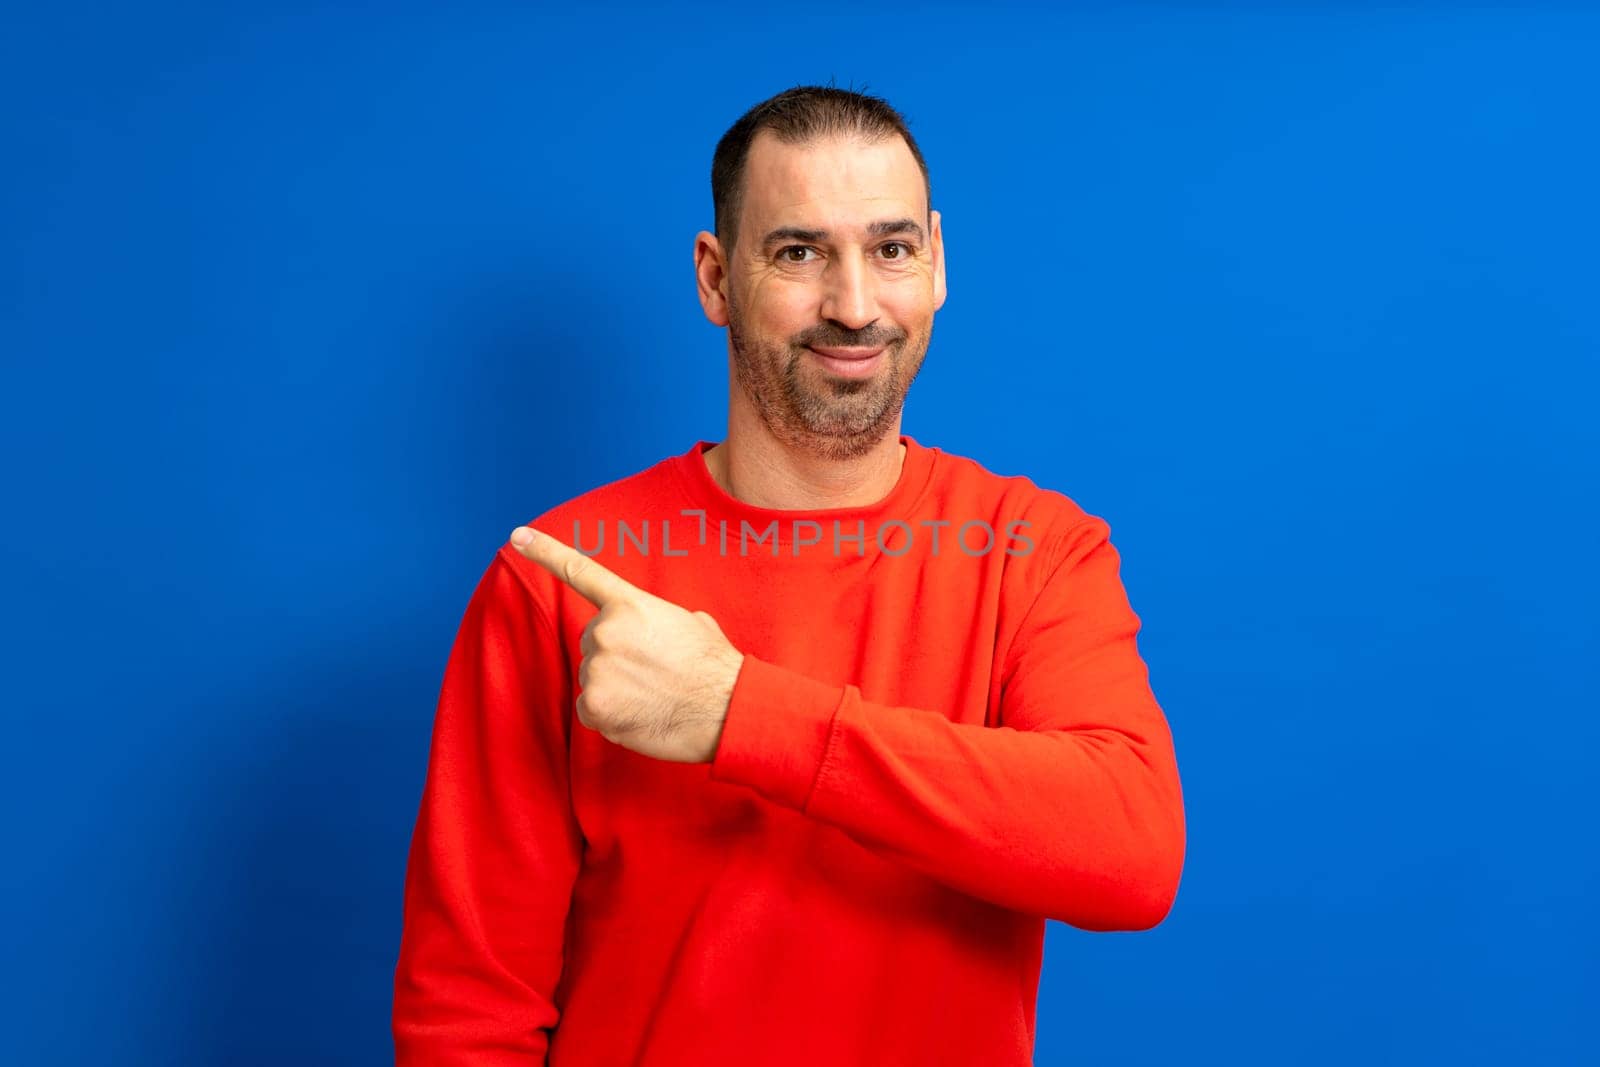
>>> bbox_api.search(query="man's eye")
[780,246,815,263]
[881,242,907,259]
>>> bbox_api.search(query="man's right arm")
[392,549,581,1065]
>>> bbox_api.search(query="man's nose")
[818,250,879,332]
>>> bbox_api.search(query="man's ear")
[930,209,946,311]
[694,231,731,327]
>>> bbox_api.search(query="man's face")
[708,130,945,459]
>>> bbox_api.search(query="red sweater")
[393,434,1186,1065]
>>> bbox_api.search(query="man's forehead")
[742,130,926,223]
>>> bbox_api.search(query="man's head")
[694,86,946,460]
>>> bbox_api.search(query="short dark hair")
[711,84,931,255]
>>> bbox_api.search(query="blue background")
[4,3,1595,1064]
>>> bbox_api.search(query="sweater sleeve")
[392,550,582,1064]
[707,517,1186,931]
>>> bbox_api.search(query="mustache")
[796,329,901,348]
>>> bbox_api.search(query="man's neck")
[701,417,906,511]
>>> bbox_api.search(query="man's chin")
[794,398,904,444]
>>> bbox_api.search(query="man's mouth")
[806,344,887,378]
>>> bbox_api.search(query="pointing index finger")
[509,526,640,608]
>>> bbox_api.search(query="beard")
[726,288,931,462]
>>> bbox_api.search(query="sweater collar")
[672,434,940,542]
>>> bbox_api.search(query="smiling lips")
[806,344,887,378]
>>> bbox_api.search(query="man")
[392,85,1186,1066]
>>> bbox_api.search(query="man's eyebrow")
[867,217,925,241]
[761,226,827,246]
[761,217,926,247]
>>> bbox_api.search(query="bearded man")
[393,84,1186,1067]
